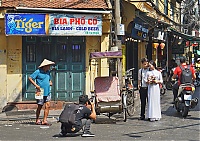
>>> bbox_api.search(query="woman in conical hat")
[28,59,55,125]
[38,59,55,68]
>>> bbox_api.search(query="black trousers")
[172,82,179,102]
[139,87,148,118]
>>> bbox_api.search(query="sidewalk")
[0,90,140,123]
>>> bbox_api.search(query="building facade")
[0,0,112,110]
[120,0,182,86]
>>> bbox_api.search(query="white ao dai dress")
[145,69,163,121]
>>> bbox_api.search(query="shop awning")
[169,28,200,41]
[90,51,122,59]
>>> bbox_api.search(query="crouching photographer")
[59,95,96,137]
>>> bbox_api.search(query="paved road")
[0,89,199,141]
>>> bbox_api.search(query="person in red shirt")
[172,57,196,103]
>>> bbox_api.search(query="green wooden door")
[22,36,85,102]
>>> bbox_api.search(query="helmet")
[179,56,186,63]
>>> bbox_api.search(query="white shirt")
[138,68,148,87]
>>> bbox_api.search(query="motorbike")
[166,68,176,90]
[160,83,166,95]
[157,67,167,95]
[174,83,198,118]
[194,71,200,87]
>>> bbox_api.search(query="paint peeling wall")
[0,19,7,110]
[6,36,22,103]
[0,18,23,110]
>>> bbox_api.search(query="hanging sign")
[5,13,102,36]
[131,17,149,40]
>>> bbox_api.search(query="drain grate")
[13,119,35,124]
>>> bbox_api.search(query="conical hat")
[38,59,55,68]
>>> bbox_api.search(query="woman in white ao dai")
[145,60,163,121]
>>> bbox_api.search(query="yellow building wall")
[0,19,7,109]
[85,14,111,95]
[0,18,22,110]
[7,36,22,102]
[85,36,100,95]
[138,42,147,68]
[122,1,136,33]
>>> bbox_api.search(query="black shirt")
[74,105,91,127]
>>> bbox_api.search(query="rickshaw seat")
[94,76,121,102]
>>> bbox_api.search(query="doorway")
[22,36,86,102]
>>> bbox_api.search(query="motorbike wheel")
[160,88,166,95]
[182,106,189,118]
[166,81,173,90]
[126,91,135,116]
[174,100,181,112]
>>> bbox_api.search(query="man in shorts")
[29,59,55,125]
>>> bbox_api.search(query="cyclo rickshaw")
[89,51,135,122]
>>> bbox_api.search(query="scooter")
[160,83,166,95]
[166,68,176,90]
[174,83,198,118]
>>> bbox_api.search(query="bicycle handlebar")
[126,68,135,72]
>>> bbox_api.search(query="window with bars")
[72,44,81,62]
[26,44,36,62]
[57,44,67,62]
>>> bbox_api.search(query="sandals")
[35,120,52,126]
[41,122,52,126]
[35,120,42,125]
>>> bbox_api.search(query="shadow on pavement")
[123,123,199,137]
[162,106,200,120]
[162,105,180,117]
[53,133,81,138]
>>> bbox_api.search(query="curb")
[0,90,141,122]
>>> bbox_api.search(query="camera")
[88,97,93,105]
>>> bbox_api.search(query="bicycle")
[121,68,135,120]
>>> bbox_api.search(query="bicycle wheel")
[126,90,135,116]
[121,91,127,122]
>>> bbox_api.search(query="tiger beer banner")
[5,13,102,36]
[5,14,46,35]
